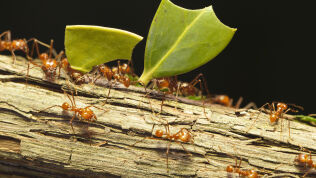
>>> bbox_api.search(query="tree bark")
[0,55,315,178]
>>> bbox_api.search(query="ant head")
[226,165,234,173]
[43,59,58,71]
[295,153,308,163]
[277,103,287,110]
[155,130,164,137]
[269,113,278,123]
[39,53,49,60]
[248,170,258,178]
[71,71,85,84]
[61,102,70,110]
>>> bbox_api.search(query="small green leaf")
[294,115,316,126]
[186,95,203,101]
[139,0,236,85]
[65,25,143,73]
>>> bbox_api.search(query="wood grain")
[0,55,315,177]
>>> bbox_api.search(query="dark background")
[1,0,315,114]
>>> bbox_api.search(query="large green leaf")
[139,0,236,85]
[65,25,143,73]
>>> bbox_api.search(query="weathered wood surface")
[0,55,315,178]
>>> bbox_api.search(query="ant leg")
[192,74,211,119]
[87,122,92,146]
[0,30,11,41]
[104,81,112,104]
[132,124,156,146]
[166,141,171,172]
[39,105,62,113]
[10,50,17,64]
[246,103,271,132]
[272,102,276,112]
[27,38,41,58]
[160,94,165,114]
[174,82,180,111]
[177,142,192,156]
[27,38,51,49]
[65,91,75,108]
[282,108,294,139]
[93,73,102,84]
[242,102,258,110]
[71,91,77,107]
[288,103,304,112]
[48,39,54,59]
[144,86,154,114]
[189,73,211,98]
[69,113,76,135]
[88,105,109,114]
[303,167,313,178]
[235,97,243,109]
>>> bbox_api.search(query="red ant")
[94,60,133,102]
[41,90,108,137]
[295,150,316,177]
[60,57,86,85]
[153,73,210,116]
[226,159,259,178]
[27,38,64,80]
[247,102,303,138]
[212,95,258,110]
[132,121,194,172]
[0,30,31,64]
[219,146,259,178]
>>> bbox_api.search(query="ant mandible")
[0,30,31,64]
[133,121,194,172]
[295,150,316,177]
[41,90,108,135]
[247,102,303,138]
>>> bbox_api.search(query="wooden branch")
[0,55,315,177]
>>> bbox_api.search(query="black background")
[1,0,315,114]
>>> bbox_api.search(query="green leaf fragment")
[139,0,236,85]
[186,95,203,101]
[294,115,316,126]
[65,25,143,73]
